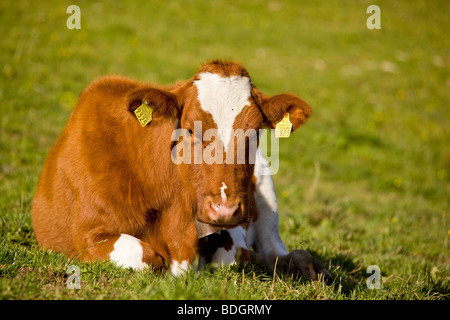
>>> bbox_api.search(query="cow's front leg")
[76,231,165,270]
[152,205,199,276]
[250,149,332,284]
[276,250,332,284]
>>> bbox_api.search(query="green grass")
[1,0,449,299]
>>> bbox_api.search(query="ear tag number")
[275,113,292,138]
[134,101,153,127]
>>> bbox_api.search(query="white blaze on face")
[194,72,252,152]
[220,182,228,203]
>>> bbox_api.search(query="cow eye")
[187,129,193,136]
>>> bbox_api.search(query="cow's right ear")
[126,86,181,119]
[251,86,311,132]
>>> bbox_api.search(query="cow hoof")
[277,250,333,285]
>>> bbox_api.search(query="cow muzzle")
[198,196,245,228]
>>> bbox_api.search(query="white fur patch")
[170,260,190,276]
[246,148,288,260]
[109,234,149,270]
[254,148,278,213]
[211,226,248,266]
[220,182,228,203]
[194,72,251,152]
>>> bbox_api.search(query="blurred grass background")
[0,0,448,299]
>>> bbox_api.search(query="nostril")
[232,203,242,218]
[209,201,220,212]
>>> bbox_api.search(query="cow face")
[172,63,263,228]
[127,60,311,229]
[170,61,312,229]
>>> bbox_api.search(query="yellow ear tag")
[134,101,153,127]
[275,113,292,138]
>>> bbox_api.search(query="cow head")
[127,60,311,230]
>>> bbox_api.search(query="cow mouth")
[210,223,241,229]
[195,216,244,239]
[195,216,242,229]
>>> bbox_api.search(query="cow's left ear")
[251,87,311,131]
[126,86,181,119]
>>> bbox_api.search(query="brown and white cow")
[32,60,331,283]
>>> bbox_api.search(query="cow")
[32,60,332,283]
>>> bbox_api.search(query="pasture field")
[0,0,449,300]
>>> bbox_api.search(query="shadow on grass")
[230,249,375,297]
[308,250,369,294]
